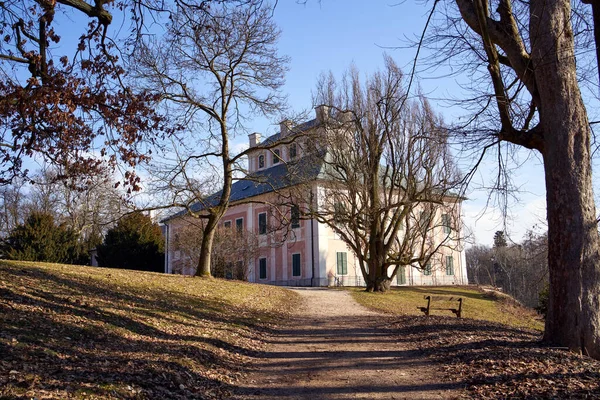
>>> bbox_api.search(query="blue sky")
[252,1,550,246]
[45,1,559,245]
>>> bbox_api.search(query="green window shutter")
[446,256,454,275]
[396,266,406,284]
[292,253,301,277]
[442,214,451,234]
[424,263,432,276]
[259,258,267,279]
[337,252,347,275]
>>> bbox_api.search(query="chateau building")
[162,106,468,286]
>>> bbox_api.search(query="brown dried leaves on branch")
[0,1,164,190]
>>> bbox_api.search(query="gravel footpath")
[231,288,464,400]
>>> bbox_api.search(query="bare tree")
[466,230,548,308]
[0,178,28,237]
[134,0,288,277]
[299,57,464,292]
[466,244,495,286]
[172,218,259,280]
[424,0,600,358]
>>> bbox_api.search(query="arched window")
[273,149,281,164]
[258,154,265,168]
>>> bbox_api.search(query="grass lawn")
[349,285,544,331]
[0,260,298,399]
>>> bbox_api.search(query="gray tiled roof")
[260,119,318,145]
[162,151,325,222]
[162,118,323,222]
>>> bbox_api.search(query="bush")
[2,211,85,264]
[96,212,164,272]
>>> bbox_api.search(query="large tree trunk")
[365,276,392,292]
[195,215,218,277]
[365,257,392,292]
[532,0,600,358]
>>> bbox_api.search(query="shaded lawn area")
[351,286,600,399]
[0,261,298,399]
[394,316,600,399]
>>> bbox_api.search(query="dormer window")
[289,143,297,159]
[273,149,281,164]
[258,154,265,169]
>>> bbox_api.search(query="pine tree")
[3,211,82,264]
[96,212,164,272]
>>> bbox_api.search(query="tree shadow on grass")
[388,315,600,399]
[0,263,280,399]
[229,314,468,399]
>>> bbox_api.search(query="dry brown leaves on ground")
[393,315,600,399]
[0,261,297,399]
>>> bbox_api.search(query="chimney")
[339,110,354,124]
[248,132,262,147]
[279,119,293,137]
[315,104,331,123]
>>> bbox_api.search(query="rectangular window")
[292,253,301,277]
[419,210,431,230]
[446,256,454,275]
[223,220,231,229]
[289,143,297,159]
[334,202,346,222]
[291,205,300,229]
[235,260,243,280]
[258,212,267,235]
[236,218,244,232]
[273,149,281,164]
[259,258,267,280]
[396,266,406,284]
[423,263,432,276]
[442,214,451,234]
[336,252,348,275]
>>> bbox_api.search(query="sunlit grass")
[349,285,544,331]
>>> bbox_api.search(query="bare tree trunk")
[366,275,392,292]
[196,215,218,277]
[532,0,600,358]
[365,255,392,292]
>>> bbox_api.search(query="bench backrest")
[424,295,463,302]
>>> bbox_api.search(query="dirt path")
[232,288,463,399]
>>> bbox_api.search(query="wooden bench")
[418,295,463,318]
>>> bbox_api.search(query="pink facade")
[162,107,468,286]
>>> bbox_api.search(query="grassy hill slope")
[350,285,544,331]
[0,261,298,399]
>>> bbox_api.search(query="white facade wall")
[163,107,467,287]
